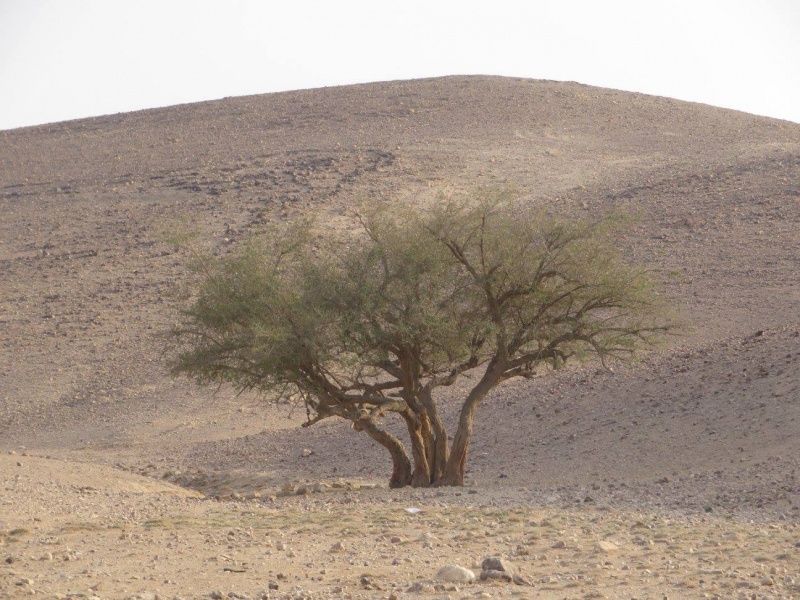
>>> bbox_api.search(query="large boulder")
[435,565,476,584]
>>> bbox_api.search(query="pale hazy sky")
[1,0,799,131]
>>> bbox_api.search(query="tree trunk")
[401,411,433,487]
[419,413,435,478]
[419,389,449,481]
[437,427,470,486]
[356,416,413,488]
[437,365,501,486]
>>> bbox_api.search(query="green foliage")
[168,188,673,486]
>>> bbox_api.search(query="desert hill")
[1,75,799,513]
[2,75,800,599]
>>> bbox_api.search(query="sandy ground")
[2,455,798,599]
[1,76,799,598]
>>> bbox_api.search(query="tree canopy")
[169,189,672,487]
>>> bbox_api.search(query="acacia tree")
[169,189,671,487]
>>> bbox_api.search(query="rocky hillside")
[1,76,798,516]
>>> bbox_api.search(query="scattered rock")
[480,569,512,582]
[406,581,434,593]
[360,575,381,589]
[301,448,314,457]
[329,541,346,553]
[435,565,475,584]
[480,557,528,585]
[481,557,516,574]
[595,540,620,554]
